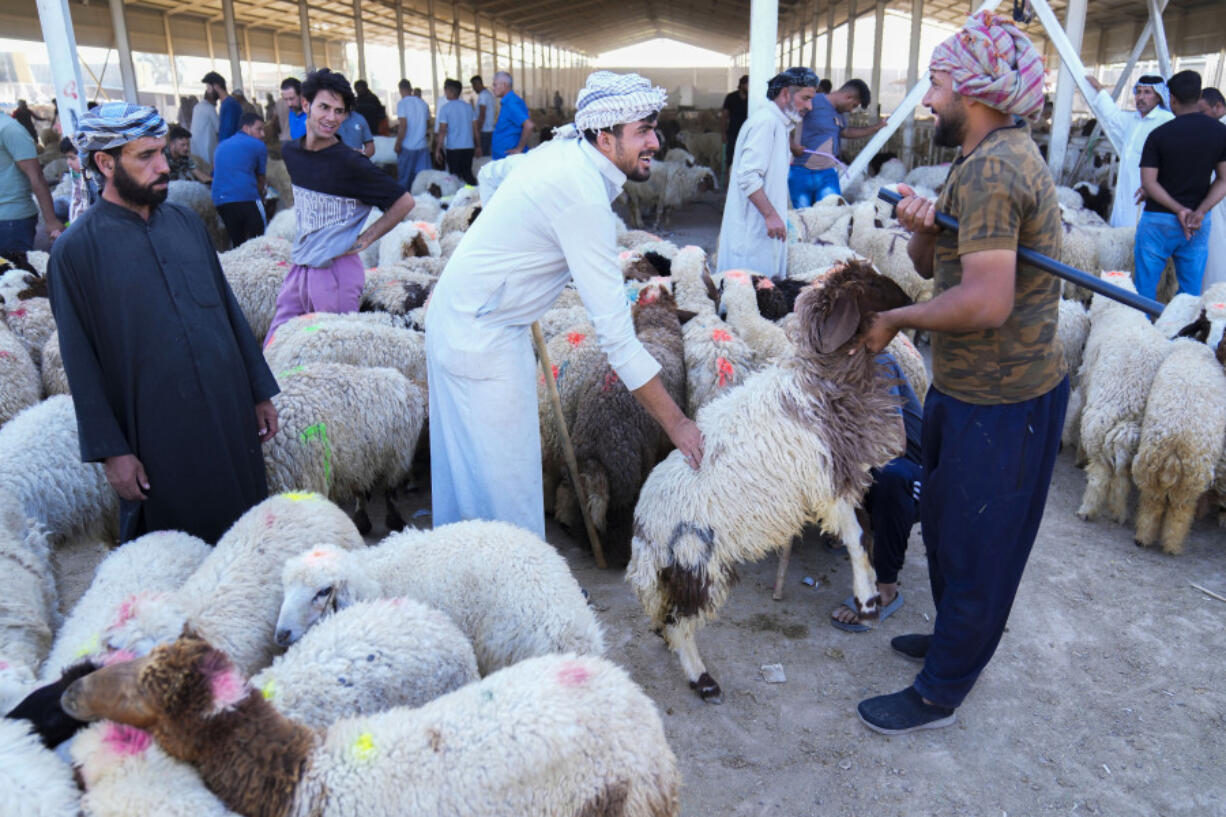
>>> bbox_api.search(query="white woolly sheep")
[0,491,57,676]
[1076,272,1172,524]
[886,331,929,400]
[849,201,933,302]
[0,718,80,817]
[0,317,39,425]
[3,295,55,367]
[263,312,426,394]
[40,530,210,681]
[791,196,851,243]
[1058,297,1091,385]
[618,229,666,250]
[167,180,227,250]
[254,597,478,728]
[673,245,760,416]
[1090,225,1135,274]
[277,519,604,675]
[264,363,426,533]
[627,261,910,702]
[1153,293,1202,338]
[0,395,118,543]
[265,208,296,242]
[622,160,676,229]
[408,191,443,223]
[655,163,717,228]
[0,658,37,713]
[40,331,68,397]
[719,270,790,362]
[411,169,463,199]
[64,637,680,817]
[1131,339,1226,555]
[103,492,364,676]
[376,220,441,268]
[536,303,591,342]
[438,199,482,236]
[787,241,862,281]
[264,158,293,207]
[217,237,294,340]
[903,163,952,193]
[679,129,723,175]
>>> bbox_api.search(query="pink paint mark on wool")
[755,277,775,290]
[1104,271,1128,280]
[602,371,620,392]
[556,662,591,688]
[0,350,10,359]
[724,270,750,284]
[618,250,634,261]
[277,261,289,267]
[0,660,9,670]
[711,328,732,343]
[102,648,136,667]
[112,595,142,629]
[206,665,248,712]
[11,308,26,318]
[716,357,734,388]
[263,510,277,528]
[102,723,152,757]
[566,332,587,347]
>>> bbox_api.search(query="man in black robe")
[48,103,280,544]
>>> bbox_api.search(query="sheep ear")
[333,581,357,611]
[815,293,861,353]
[676,308,699,325]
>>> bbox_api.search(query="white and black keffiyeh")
[73,103,168,165]
[571,71,668,133]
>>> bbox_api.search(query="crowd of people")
[2,7,1224,744]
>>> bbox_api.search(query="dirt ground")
[50,191,1226,817]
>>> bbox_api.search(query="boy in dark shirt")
[1136,70,1226,299]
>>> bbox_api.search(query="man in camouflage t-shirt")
[859,11,1069,735]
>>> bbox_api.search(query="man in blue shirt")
[204,71,243,145]
[212,112,268,247]
[280,77,307,141]
[338,110,375,157]
[394,78,431,189]
[434,79,479,184]
[830,352,923,633]
[788,78,886,207]
[491,71,534,159]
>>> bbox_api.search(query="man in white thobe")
[1200,87,1226,288]
[425,72,704,537]
[717,67,818,280]
[1086,74,1174,228]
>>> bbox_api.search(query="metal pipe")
[109,0,139,103]
[845,0,856,83]
[352,0,366,82]
[876,189,1162,317]
[1146,0,1172,78]
[35,0,87,136]
[825,2,834,82]
[1047,0,1087,181]
[298,0,314,72]
[748,0,778,116]
[871,0,885,116]
[903,0,922,166]
[163,12,182,106]
[396,0,406,80]
[426,0,440,108]
[221,0,243,95]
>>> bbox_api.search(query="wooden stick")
[531,322,607,569]
[1190,583,1226,604]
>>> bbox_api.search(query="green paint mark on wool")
[299,423,333,489]
[279,365,306,379]
[302,325,322,334]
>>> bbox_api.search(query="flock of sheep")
[2,138,1223,816]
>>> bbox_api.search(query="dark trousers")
[446,148,476,185]
[866,457,922,585]
[217,201,265,248]
[914,377,1069,709]
[480,131,492,157]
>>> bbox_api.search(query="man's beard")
[204,89,217,103]
[784,99,805,125]
[620,144,654,182]
[112,159,169,207]
[932,103,967,148]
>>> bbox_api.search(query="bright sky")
[595,39,732,68]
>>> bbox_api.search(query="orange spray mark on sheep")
[716,357,734,388]
[711,328,732,343]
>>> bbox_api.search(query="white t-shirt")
[396,95,429,151]
[477,89,496,132]
[435,99,476,150]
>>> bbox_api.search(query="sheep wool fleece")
[47,198,280,544]
[427,138,661,536]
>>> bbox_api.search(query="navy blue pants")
[866,458,922,585]
[914,377,1069,709]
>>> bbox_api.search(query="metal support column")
[811,1,819,67]
[396,1,406,80]
[426,0,440,107]
[163,12,182,104]
[845,0,856,83]
[109,0,139,102]
[1047,0,1087,179]
[749,0,779,116]
[221,0,243,94]
[35,0,87,136]
[453,3,462,81]
[871,0,885,114]
[474,14,482,80]
[352,0,366,81]
[824,2,834,81]
[243,26,254,95]
[1146,0,1171,78]
[903,0,922,166]
[298,0,314,72]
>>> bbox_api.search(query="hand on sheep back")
[559,286,688,565]
[263,312,427,395]
[3,296,55,368]
[0,318,40,425]
[1130,339,1226,555]
[627,261,910,702]
[0,395,118,544]
[277,520,605,675]
[0,490,57,678]
[263,363,425,515]
[1076,272,1173,525]
[62,634,678,817]
[0,718,81,817]
[40,530,210,682]
[255,597,478,728]
[104,493,364,676]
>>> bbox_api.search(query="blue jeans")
[914,377,1069,709]
[787,166,841,208]
[0,215,37,255]
[1134,210,1212,300]
[396,147,432,190]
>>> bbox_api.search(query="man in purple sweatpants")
[268,68,414,344]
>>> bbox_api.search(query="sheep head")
[276,546,368,645]
[6,659,100,747]
[793,259,911,356]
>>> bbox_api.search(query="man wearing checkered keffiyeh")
[427,71,704,540]
[47,102,281,546]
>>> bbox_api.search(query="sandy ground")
[49,191,1226,816]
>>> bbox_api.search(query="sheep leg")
[663,618,722,704]
[353,494,372,536]
[1107,467,1133,525]
[1133,490,1163,549]
[384,486,406,532]
[1077,460,1111,521]
[828,501,880,617]
[1159,499,1196,556]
